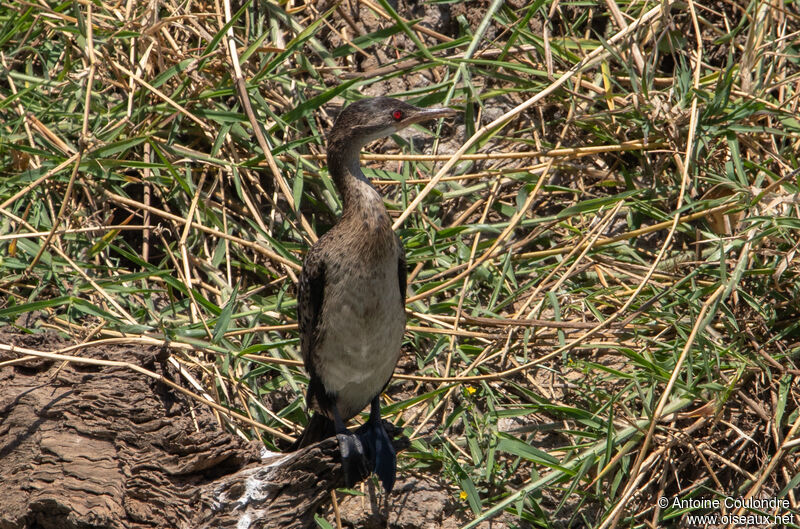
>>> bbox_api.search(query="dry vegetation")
[1,0,799,527]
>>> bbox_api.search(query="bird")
[292,96,457,493]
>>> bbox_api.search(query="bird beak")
[399,107,458,128]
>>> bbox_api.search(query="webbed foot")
[335,432,369,488]
[357,417,396,493]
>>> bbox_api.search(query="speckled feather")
[293,97,454,450]
[298,181,407,423]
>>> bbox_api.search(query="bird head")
[329,97,457,148]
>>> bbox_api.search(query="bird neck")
[327,138,388,220]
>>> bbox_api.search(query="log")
[0,330,405,529]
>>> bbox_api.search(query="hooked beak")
[398,106,458,128]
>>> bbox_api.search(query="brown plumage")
[292,97,457,492]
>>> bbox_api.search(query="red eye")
[392,110,403,120]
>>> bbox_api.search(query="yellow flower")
[465,385,477,395]
[460,491,468,500]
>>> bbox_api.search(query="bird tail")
[290,412,336,451]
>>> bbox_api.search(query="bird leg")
[332,407,369,488]
[356,396,396,493]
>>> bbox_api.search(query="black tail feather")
[290,412,336,451]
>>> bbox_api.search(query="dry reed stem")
[221,0,318,245]
[103,189,301,270]
[0,341,293,441]
[392,2,670,230]
[604,1,704,524]
[3,0,799,524]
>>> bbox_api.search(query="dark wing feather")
[292,246,337,448]
[297,247,326,403]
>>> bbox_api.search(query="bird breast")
[315,229,405,420]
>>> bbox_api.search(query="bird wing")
[296,245,336,439]
[298,246,326,377]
